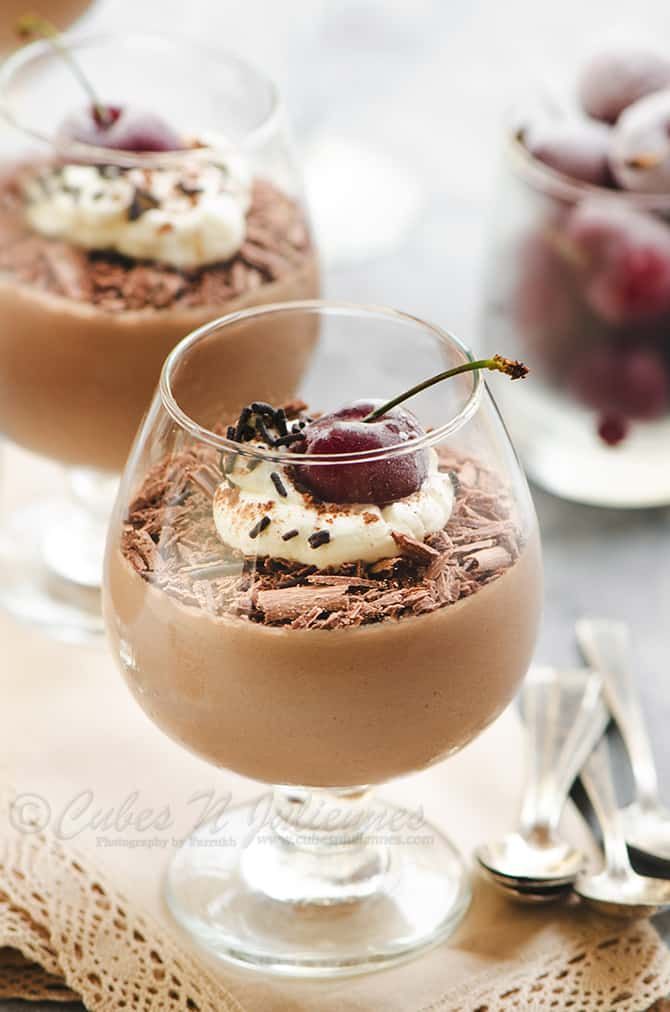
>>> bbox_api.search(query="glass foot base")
[165,796,471,978]
[0,499,104,644]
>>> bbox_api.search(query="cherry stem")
[362,355,528,422]
[16,14,112,127]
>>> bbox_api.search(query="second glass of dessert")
[103,301,542,976]
[0,28,318,641]
[482,45,670,507]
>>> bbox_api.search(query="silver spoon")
[576,736,670,917]
[576,619,670,866]
[475,667,608,901]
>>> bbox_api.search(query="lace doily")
[0,949,77,1002]
[439,927,670,1011]
[0,817,244,1011]
[0,809,669,1012]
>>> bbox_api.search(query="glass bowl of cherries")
[482,45,670,507]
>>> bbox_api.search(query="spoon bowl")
[621,802,670,865]
[485,875,574,904]
[579,736,670,919]
[575,868,670,918]
[476,831,585,889]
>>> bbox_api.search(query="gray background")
[3,0,670,1006]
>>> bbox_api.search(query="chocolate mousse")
[105,388,541,788]
[0,25,319,473]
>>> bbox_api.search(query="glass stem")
[240,786,390,906]
[67,467,119,519]
[40,468,118,588]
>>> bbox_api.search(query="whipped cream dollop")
[212,447,454,568]
[23,138,252,269]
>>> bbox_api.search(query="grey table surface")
[2,0,670,1007]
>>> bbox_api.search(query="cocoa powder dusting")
[0,173,312,312]
[120,439,523,630]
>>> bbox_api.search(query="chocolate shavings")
[119,438,523,632]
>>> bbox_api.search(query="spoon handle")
[576,619,659,809]
[519,668,608,836]
[581,737,633,878]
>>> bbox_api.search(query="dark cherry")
[14,17,182,154]
[522,118,612,187]
[569,344,669,423]
[598,414,629,446]
[292,400,429,505]
[617,346,670,419]
[578,47,670,124]
[568,345,621,413]
[565,199,670,324]
[511,228,598,377]
[610,89,670,193]
[57,104,183,153]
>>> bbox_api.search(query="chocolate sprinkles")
[255,417,275,445]
[227,402,308,450]
[250,402,276,418]
[308,530,331,549]
[273,431,306,448]
[234,407,252,442]
[249,515,271,539]
[270,471,288,497]
[275,408,288,436]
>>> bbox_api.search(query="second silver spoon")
[475,667,608,900]
[576,618,670,867]
[576,735,670,918]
